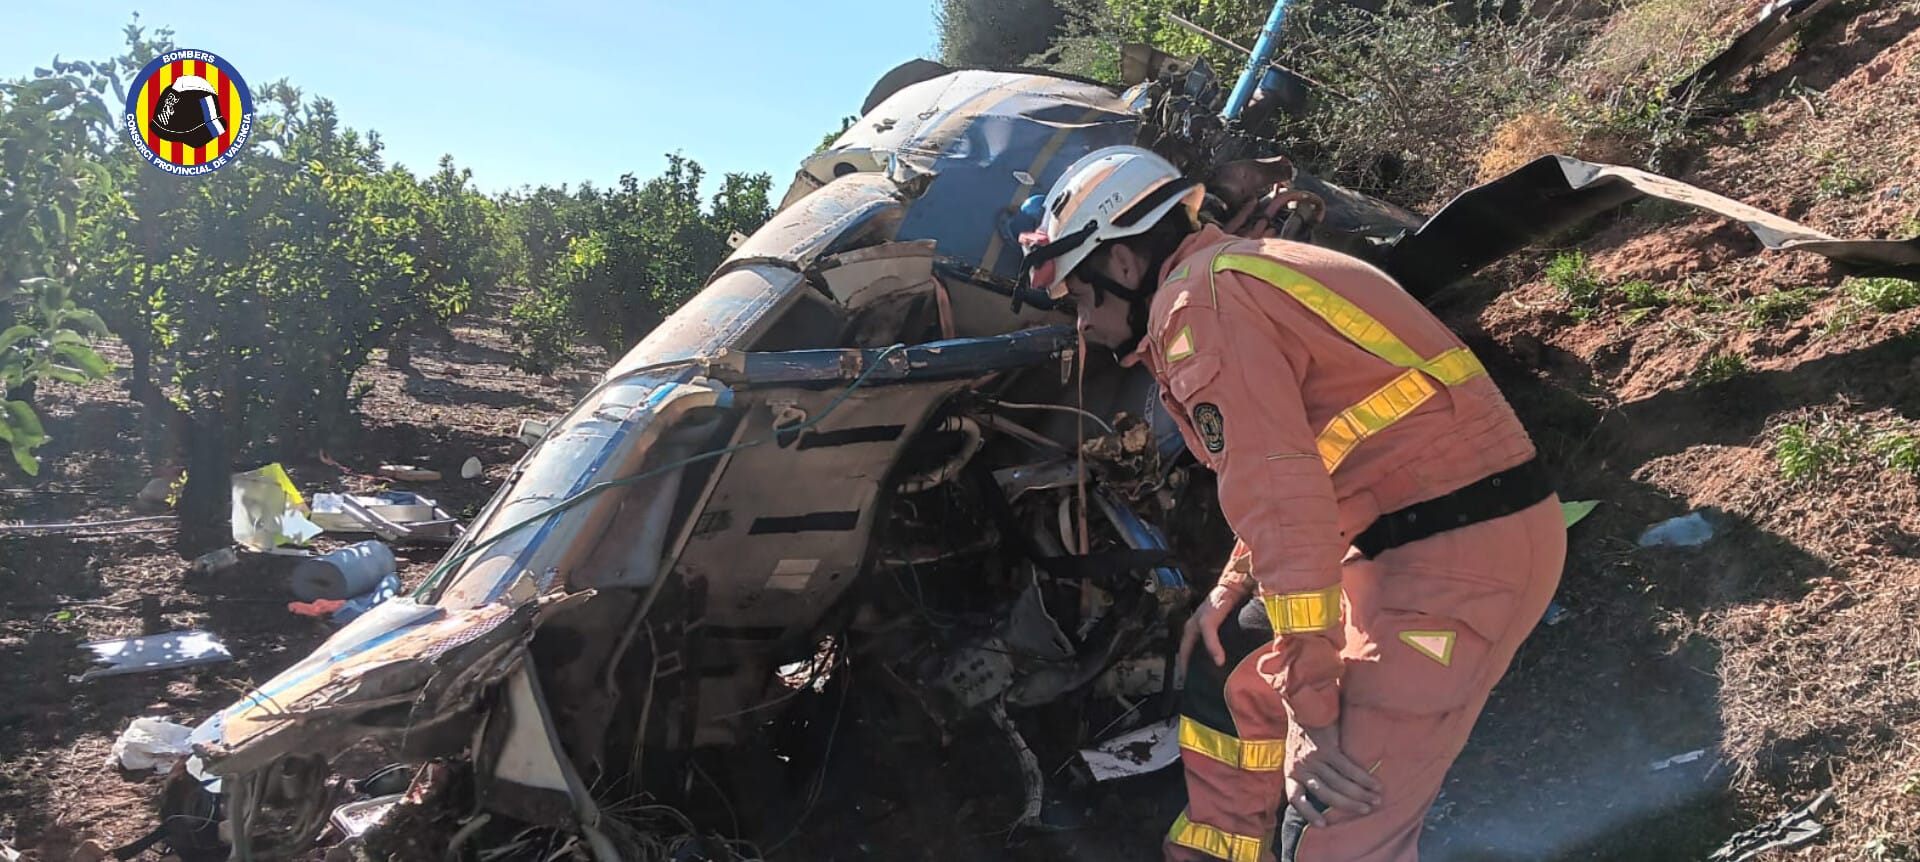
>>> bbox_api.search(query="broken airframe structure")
[177,14,1920,862]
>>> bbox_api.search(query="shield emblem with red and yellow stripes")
[123,49,254,175]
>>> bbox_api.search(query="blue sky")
[7,1,942,194]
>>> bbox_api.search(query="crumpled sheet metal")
[1385,155,1920,298]
[209,600,511,755]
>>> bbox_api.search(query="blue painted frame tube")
[1222,0,1292,121]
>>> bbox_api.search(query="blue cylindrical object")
[1223,0,1293,121]
[290,540,398,602]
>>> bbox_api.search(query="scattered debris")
[327,793,404,840]
[231,463,321,551]
[1094,655,1168,699]
[1561,499,1600,528]
[76,630,230,681]
[1,837,18,861]
[515,418,551,447]
[288,597,349,618]
[1078,717,1181,781]
[290,540,398,602]
[1638,511,1716,547]
[310,490,459,542]
[1708,791,1835,862]
[189,547,239,575]
[460,456,483,480]
[377,464,441,482]
[1540,600,1574,626]
[110,718,195,773]
[990,700,1046,829]
[1650,748,1709,771]
[331,574,401,625]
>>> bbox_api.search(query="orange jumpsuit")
[1136,225,1566,862]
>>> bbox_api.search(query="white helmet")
[1019,146,1203,300]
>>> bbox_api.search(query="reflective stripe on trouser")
[1166,599,1288,862]
[1208,253,1488,473]
[1275,496,1567,862]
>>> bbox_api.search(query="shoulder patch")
[1164,325,1196,363]
[1191,403,1225,453]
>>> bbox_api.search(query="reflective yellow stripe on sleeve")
[1209,253,1488,473]
[1169,810,1266,862]
[1263,584,1341,634]
[1178,717,1287,772]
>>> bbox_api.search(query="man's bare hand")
[1286,722,1382,827]
[1175,582,1244,686]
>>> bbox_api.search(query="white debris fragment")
[1079,717,1181,781]
[109,717,194,773]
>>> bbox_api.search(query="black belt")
[1351,457,1555,559]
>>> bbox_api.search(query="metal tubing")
[1223,0,1292,121]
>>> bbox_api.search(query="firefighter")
[1018,146,1566,862]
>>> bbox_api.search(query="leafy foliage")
[1546,251,1604,309]
[937,0,1068,68]
[1873,432,1920,477]
[507,158,773,373]
[0,57,118,473]
[0,21,518,547]
[1773,420,1850,483]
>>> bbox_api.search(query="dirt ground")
[6,3,1920,861]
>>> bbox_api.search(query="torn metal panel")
[1386,155,1920,298]
[1670,0,1841,99]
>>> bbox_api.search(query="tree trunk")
[174,409,232,557]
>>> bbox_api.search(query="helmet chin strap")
[1081,268,1153,356]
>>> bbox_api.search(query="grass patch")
[1693,351,1749,384]
[1815,160,1874,200]
[1774,418,1856,483]
[1872,432,1920,477]
[1743,287,1823,326]
[1819,304,1864,338]
[1617,280,1667,308]
[1547,251,1606,308]
[1846,277,1920,313]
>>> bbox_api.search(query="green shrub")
[1816,164,1874,200]
[1873,433,1920,477]
[1774,420,1851,483]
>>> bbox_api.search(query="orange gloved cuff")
[1274,632,1345,729]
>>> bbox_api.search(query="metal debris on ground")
[460,457,483,479]
[75,630,231,681]
[1649,748,1710,771]
[311,490,461,543]
[1540,600,1573,627]
[1708,791,1835,862]
[110,717,195,773]
[1638,511,1716,548]
[1078,717,1181,781]
[189,547,239,574]
[377,464,441,482]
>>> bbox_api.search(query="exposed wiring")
[986,398,1115,435]
[411,344,906,600]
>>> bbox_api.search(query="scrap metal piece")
[77,630,231,682]
[1386,155,1920,298]
[1708,791,1834,862]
